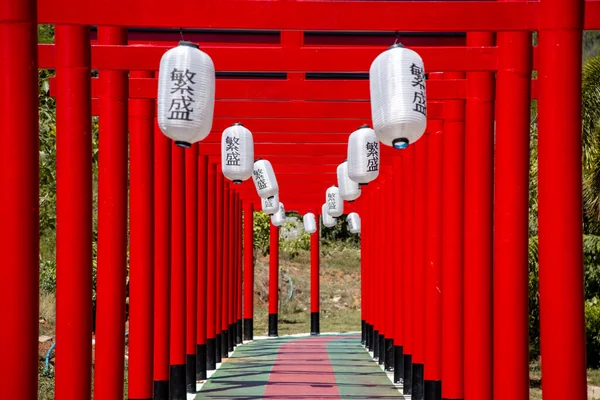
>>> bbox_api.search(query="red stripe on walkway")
[263,336,342,399]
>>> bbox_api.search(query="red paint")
[222,184,230,335]
[216,173,224,338]
[243,203,255,320]
[128,70,155,398]
[310,216,320,314]
[206,164,217,341]
[197,156,208,347]
[538,0,587,398]
[392,157,404,347]
[186,145,199,356]
[269,222,279,316]
[441,72,466,399]
[402,149,414,356]
[54,25,94,400]
[264,337,342,399]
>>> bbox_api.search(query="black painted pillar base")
[403,354,413,396]
[221,331,228,358]
[384,338,394,371]
[206,338,216,370]
[236,319,243,344]
[196,344,207,380]
[153,380,169,400]
[310,312,320,335]
[373,330,380,359]
[378,334,385,365]
[393,346,404,384]
[425,380,442,400]
[215,333,222,363]
[365,323,371,349]
[228,323,235,351]
[361,320,366,344]
[186,354,196,394]
[268,313,278,337]
[244,318,253,341]
[412,363,424,400]
[369,325,375,351]
[169,364,186,400]
[367,324,373,350]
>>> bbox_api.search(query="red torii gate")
[0,0,596,400]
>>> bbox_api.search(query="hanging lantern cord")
[179,28,184,41]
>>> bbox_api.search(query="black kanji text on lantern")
[168,68,197,121]
[410,63,427,116]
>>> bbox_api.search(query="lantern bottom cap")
[359,183,368,187]
[233,180,242,184]
[392,138,410,150]
[175,140,192,149]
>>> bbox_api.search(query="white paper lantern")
[221,123,254,184]
[303,213,317,234]
[252,159,279,199]
[157,41,215,148]
[347,125,380,185]
[271,202,286,227]
[326,186,343,218]
[261,193,279,215]
[337,161,361,202]
[347,212,361,234]
[321,203,337,228]
[370,44,427,149]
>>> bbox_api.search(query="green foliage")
[586,297,600,368]
[253,211,271,255]
[582,55,600,234]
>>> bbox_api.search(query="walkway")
[197,334,403,399]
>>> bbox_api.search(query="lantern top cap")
[388,42,405,50]
[358,124,371,129]
[178,40,200,49]
[232,122,244,127]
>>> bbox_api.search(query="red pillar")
[464,32,495,400]
[424,119,444,398]
[154,121,172,398]
[243,203,255,340]
[228,190,236,350]
[310,214,321,335]
[236,195,243,344]
[94,26,129,400]
[269,222,280,337]
[128,70,155,399]
[0,0,39,397]
[206,164,217,370]
[413,135,428,397]
[170,145,187,399]
[221,183,230,358]
[54,25,93,400]
[441,71,466,400]
[392,156,405,383]
[402,148,415,394]
[384,178,395,370]
[185,144,199,393]
[538,0,586,397]
[215,172,224,362]
[196,155,208,380]
[494,28,533,400]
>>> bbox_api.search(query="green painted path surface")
[197,335,404,399]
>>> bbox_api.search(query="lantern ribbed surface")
[157,41,215,147]
[303,213,317,234]
[221,123,254,183]
[252,159,279,199]
[326,186,343,218]
[337,161,361,202]
[271,202,286,227]
[321,203,337,228]
[370,44,427,149]
[261,193,279,215]
[347,212,361,234]
[347,126,380,185]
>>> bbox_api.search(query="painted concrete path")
[197,334,403,399]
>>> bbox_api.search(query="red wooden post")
[170,144,187,399]
[236,195,244,344]
[54,25,93,400]
[215,172,224,362]
[494,26,533,400]
[392,156,405,383]
[128,70,155,399]
[464,32,495,400]
[373,186,381,361]
[402,148,415,394]
[413,135,428,398]
[228,189,235,351]
[221,183,230,358]
[185,144,199,393]
[424,119,444,400]
[441,71,466,400]
[154,120,172,399]
[206,164,217,370]
[94,26,129,400]
[384,178,395,370]
[269,221,280,337]
[538,0,586,397]
[310,212,321,335]
[243,202,255,341]
[0,1,39,396]
[196,155,208,380]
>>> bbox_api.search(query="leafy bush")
[587,297,600,368]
